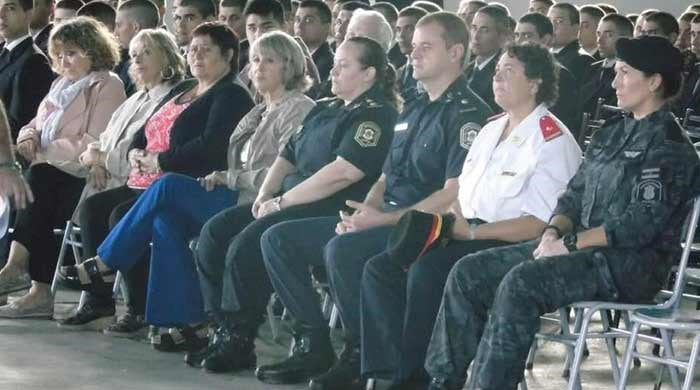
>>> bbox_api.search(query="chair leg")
[525,340,537,370]
[50,221,73,296]
[601,309,621,385]
[682,334,700,390]
[617,321,641,390]
[567,308,596,390]
[659,328,681,390]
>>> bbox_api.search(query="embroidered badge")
[634,179,663,202]
[395,122,408,132]
[540,115,562,141]
[355,122,381,147]
[460,122,482,149]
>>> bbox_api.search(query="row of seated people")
[0,2,698,390]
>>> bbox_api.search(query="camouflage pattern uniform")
[424,108,700,390]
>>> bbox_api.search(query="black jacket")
[0,38,54,139]
[554,40,594,85]
[32,23,52,56]
[114,48,136,97]
[676,62,700,116]
[312,41,334,82]
[579,60,617,117]
[550,64,580,134]
[464,53,499,113]
[129,73,255,177]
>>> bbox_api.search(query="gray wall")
[443,0,690,17]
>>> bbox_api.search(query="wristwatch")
[562,233,578,252]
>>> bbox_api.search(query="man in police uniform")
[424,36,700,390]
[255,11,492,389]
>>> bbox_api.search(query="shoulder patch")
[460,122,482,149]
[354,121,381,147]
[486,112,507,123]
[540,115,562,142]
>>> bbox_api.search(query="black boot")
[201,316,256,373]
[256,326,336,384]
[308,340,363,390]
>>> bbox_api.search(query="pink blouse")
[126,96,191,189]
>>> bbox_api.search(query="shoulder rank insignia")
[355,122,381,147]
[460,122,482,149]
[540,115,562,142]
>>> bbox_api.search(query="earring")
[161,66,175,80]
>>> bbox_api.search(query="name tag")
[395,123,408,132]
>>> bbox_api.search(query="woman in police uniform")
[423,36,700,390]
[188,36,399,372]
[361,43,582,388]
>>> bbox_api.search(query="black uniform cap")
[615,35,683,76]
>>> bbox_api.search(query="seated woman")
[424,36,699,390]
[57,22,255,327]
[58,28,188,327]
[60,31,314,337]
[0,17,126,319]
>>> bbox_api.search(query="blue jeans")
[98,173,237,326]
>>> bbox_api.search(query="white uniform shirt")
[458,104,582,223]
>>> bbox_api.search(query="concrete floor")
[0,290,698,390]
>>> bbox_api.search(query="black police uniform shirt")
[553,108,700,300]
[280,83,398,203]
[382,75,493,210]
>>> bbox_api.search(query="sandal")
[59,258,117,291]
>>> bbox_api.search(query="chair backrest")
[667,195,700,309]
[682,109,700,141]
[577,98,625,149]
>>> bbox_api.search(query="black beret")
[616,36,683,76]
[385,211,455,271]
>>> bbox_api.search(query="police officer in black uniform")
[190,36,398,373]
[424,35,700,390]
[255,12,492,389]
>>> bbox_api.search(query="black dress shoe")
[255,327,335,384]
[308,342,363,390]
[57,300,115,329]
[201,325,256,373]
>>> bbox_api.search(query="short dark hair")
[532,0,553,6]
[77,1,116,30]
[475,5,510,34]
[192,21,240,73]
[299,0,332,24]
[412,0,441,14]
[681,12,698,23]
[56,0,85,11]
[689,4,700,13]
[118,0,160,28]
[551,3,580,25]
[417,11,470,67]
[505,43,558,106]
[487,2,510,16]
[179,0,217,18]
[372,2,398,25]
[596,3,617,14]
[601,13,633,36]
[467,0,487,8]
[277,0,292,18]
[220,0,246,9]
[645,11,680,36]
[16,0,33,11]
[639,8,658,19]
[340,1,370,12]
[244,0,284,24]
[398,6,426,21]
[519,12,553,37]
[579,5,604,22]
[693,14,700,24]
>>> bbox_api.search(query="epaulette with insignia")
[486,112,506,123]
[317,97,340,107]
[364,97,383,108]
[540,115,562,142]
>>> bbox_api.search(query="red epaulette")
[540,115,562,142]
[486,112,507,123]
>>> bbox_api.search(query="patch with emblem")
[633,179,663,202]
[540,116,562,141]
[460,123,481,149]
[354,122,381,147]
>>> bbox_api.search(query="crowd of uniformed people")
[0,0,698,388]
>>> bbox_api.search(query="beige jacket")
[227,90,315,203]
[17,71,126,177]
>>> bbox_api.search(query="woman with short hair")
[0,16,126,318]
